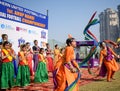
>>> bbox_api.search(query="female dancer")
[58,48,65,60]
[99,42,119,82]
[53,38,81,91]
[16,44,30,87]
[34,48,48,83]
[0,41,15,89]
[26,42,34,76]
[9,43,18,77]
[53,44,60,65]
[46,43,54,72]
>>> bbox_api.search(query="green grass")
[80,70,120,91]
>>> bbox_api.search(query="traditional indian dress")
[46,48,54,72]
[54,48,60,65]
[32,46,40,72]
[58,53,63,60]
[99,47,119,81]
[10,48,18,77]
[53,46,80,91]
[16,51,30,87]
[26,49,34,76]
[34,54,48,83]
[0,48,15,89]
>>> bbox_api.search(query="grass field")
[80,70,120,91]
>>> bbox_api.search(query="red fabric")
[46,57,54,72]
[27,53,34,76]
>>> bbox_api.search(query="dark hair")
[3,41,10,47]
[66,38,75,46]
[46,43,49,46]
[2,34,8,39]
[34,40,37,43]
[60,48,64,53]
[99,42,106,48]
[55,44,58,48]
[21,44,26,49]
[40,48,44,53]
[26,42,30,45]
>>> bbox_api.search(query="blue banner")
[0,0,48,29]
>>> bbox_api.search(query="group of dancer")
[54,39,120,91]
[0,34,65,90]
[0,33,120,91]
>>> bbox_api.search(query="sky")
[4,0,120,43]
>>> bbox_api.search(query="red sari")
[26,50,34,76]
[46,49,54,72]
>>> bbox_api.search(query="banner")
[0,0,48,53]
[0,0,48,29]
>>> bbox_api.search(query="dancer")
[26,42,34,76]
[53,44,60,65]
[58,48,65,60]
[34,48,48,83]
[9,43,18,77]
[0,41,15,89]
[16,44,30,87]
[98,42,119,82]
[53,37,81,91]
[46,43,54,72]
[1,34,8,43]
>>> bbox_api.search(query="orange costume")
[58,53,63,60]
[0,48,15,89]
[18,51,28,65]
[54,48,60,65]
[99,47,119,81]
[16,51,30,87]
[53,46,80,91]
